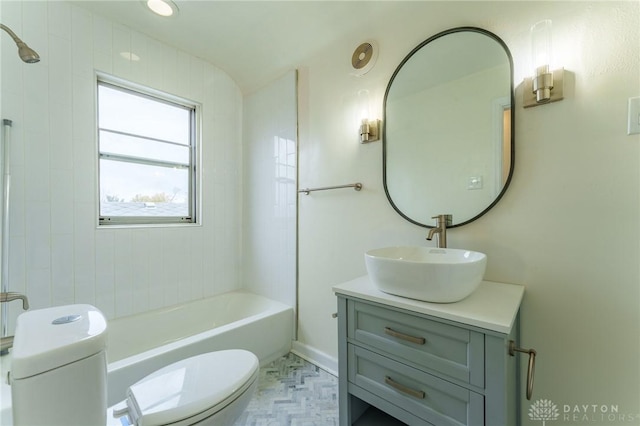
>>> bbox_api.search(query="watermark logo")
[529,398,640,423]
[529,399,560,425]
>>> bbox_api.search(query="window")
[97,78,198,225]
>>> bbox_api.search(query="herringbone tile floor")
[233,353,339,426]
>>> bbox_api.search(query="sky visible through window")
[98,82,194,218]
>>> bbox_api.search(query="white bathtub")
[0,291,292,423]
[106,291,293,405]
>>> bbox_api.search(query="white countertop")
[333,275,524,334]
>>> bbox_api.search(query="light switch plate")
[628,97,640,135]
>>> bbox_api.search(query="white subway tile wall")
[242,72,297,311]
[0,1,243,329]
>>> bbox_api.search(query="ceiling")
[73,1,399,94]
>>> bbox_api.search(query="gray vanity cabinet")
[336,287,521,426]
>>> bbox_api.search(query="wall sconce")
[360,117,380,143]
[357,89,380,143]
[523,20,564,108]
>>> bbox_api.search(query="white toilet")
[9,304,259,426]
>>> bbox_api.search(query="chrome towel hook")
[509,340,537,400]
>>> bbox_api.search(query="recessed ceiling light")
[145,0,179,17]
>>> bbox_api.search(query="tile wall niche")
[0,1,243,331]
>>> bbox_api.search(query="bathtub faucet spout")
[1,292,29,310]
[0,292,29,354]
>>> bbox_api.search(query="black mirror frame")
[382,27,515,228]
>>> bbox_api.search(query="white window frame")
[96,75,200,226]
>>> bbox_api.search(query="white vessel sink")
[365,246,487,303]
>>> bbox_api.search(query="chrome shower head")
[16,41,40,63]
[1,23,40,63]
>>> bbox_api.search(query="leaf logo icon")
[529,399,560,425]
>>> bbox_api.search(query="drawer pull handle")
[384,327,426,345]
[509,340,537,400]
[384,376,425,399]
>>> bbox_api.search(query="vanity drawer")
[348,345,483,426]
[348,300,484,386]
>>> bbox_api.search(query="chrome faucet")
[1,292,29,310]
[426,214,452,248]
[1,292,30,353]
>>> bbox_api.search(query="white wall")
[242,71,297,310]
[0,1,243,329]
[297,1,639,424]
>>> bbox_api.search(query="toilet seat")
[121,350,259,426]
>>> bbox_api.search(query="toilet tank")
[10,305,108,426]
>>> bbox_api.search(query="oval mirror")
[383,27,514,228]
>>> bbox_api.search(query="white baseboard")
[291,341,338,377]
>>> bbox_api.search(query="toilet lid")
[126,350,259,426]
[12,304,107,379]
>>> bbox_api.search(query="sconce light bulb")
[355,89,380,142]
[531,20,553,73]
[357,89,371,121]
[530,20,554,103]
[523,19,564,108]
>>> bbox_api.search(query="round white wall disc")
[351,41,378,76]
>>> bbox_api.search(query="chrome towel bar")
[298,182,362,195]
